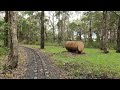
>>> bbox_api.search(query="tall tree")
[6,11,18,69]
[56,11,62,45]
[102,11,109,53]
[41,11,44,49]
[77,25,82,40]
[116,16,120,52]
[49,11,56,42]
[88,11,93,47]
[4,11,8,47]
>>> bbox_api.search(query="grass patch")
[0,47,9,70]
[23,45,120,79]
[0,47,8,56]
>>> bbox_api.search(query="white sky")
[0,11,85,21]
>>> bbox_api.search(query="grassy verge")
[23,45,120,79]
[0,47,9,70]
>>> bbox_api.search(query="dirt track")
[22,47,61,79]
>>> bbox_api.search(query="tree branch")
[112,11,120,17]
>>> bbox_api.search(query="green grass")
[0,47,8,56]
[0,47,8,70]
[23,45,120,79]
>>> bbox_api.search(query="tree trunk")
[102,11,109,53]
[62,17,66,47]
[100,25,104,50]
[7,11,18,69]
[41,11,44,49]
[116,16,120,53]
[44,26,48,41]
[4,11,8,47]
[52,12,55,42]
[57,11,62,45]
[109,28,112,43]
[88,19,93,47]
[78,29,82,41]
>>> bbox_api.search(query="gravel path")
[22,47,60,79]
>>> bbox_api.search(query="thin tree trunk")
[116,16,120,53]
[57,11,61,45]
[78,28,82,41]
[4,11,8,47]
[45,26,48,41]
[41,11,44,49]
[88,19,93,47]
[52,12,55,42]
[100,26,104,50]
[6,11,18,69]
[62,17,66,47]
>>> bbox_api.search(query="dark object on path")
[65,41,84,54]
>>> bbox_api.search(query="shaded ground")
[0,47,28,79]
[22,47,67,79]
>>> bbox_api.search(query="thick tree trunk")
[102,11,109,53]
[7,11,18,69]
[41,11,44,49]
[116,16,120,53]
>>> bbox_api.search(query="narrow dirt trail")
[22,47,60,79]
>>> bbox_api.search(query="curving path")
[22,47,60,79]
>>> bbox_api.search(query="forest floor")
[1,45,120,79]
[0,46,68,79]
[23,45,120,79]
[22,46,67,79]
[0,47,28,79]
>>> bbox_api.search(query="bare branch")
[112,11,120,17]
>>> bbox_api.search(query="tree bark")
[78,27,82,41]
[102,11,109,53]
[116,16,120,53]
[57,11,62,45]
[7,11,18,69]
[41,11,44,49]
[52,12,55,42]
[88,13,93,48]
[44,26,48,41]
[4,11,8,47]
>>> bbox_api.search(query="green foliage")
[0,47,8,56]
[0,20,5,40]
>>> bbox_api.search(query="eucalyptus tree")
[6,11,18,69]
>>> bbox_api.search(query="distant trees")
[2,11,120,58]
[2,11,120,71]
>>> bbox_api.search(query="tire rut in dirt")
[35,49,60,79]
[22,47,35,79]
[22,47,49,79]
